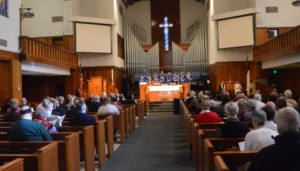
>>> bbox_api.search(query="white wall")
[22,0,64,37]
[214,0,254,14]
[79,0,124,68]
[255,0,300,27]
[180,0,203,42]
[208,0,253,65]
[0,0,21,52]
[126,1,151,44]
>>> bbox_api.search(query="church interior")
[0,0,300,170]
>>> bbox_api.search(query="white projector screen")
[217,15,255,49]
[75,22,112,53]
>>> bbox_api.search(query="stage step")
[149,102,174,114]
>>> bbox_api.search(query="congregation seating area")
[180,100,258,171]
[0,100,147,171]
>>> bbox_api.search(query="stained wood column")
[11,59,22,101]
[151,0,181,72]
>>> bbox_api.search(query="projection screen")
[75,22,112,53]
[217,15,255,49]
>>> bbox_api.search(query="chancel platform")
[140,82,190,102]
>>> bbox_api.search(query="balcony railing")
[19,36,78,69]
[253,25,300,62]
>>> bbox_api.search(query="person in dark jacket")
[3,102,20,122]
[217,102,250,138]
[8,106,52,141]
[69,101,97,126]
[248,107,300,171]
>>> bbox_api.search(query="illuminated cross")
[159,17,173,51]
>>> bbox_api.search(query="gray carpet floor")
[100,113,195,171]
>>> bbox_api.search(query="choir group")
[139,71,191,83]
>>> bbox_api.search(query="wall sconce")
[20,8,35,18]
[292,0,300,6]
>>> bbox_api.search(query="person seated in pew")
[3,102,21,122]
[69,101,97,126]
[195,100,222,123]
[122,94,137,105]
[37,98,65,127]
[110,93,122,111]
[7,106,52,141]
[33,106,58,133]
[244,109,278,151]
[262,104,278,132]
[188,98,201,115]
[241,99,257,122]
[217,102,250,138]
[1,98,11,113]
[51,98,67,116]
[97,97,120,115]
[248,107,300,171]
[19,97,28,107]
[185,90,197,107]
[89,95,101,113]
[85,93,94,111]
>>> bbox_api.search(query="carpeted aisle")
[100,113,195,171]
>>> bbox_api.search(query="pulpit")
[226,81,235,95]
[88,77,103,96]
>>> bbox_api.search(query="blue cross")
[159,17,173,51]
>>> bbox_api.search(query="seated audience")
[52,98,67,116]
[284,89,298,110]
[210,99,224,118]
[89,95,101,113]
[254,93,265,110]
[185,91,196,107]
[237,98,248,121]
[244,110,278,151]
[122,94,137,105]
[248,107,300,171]
[86,93,94,110]
[97,97,120,115]
[7,106,52,141]
[217,102,250,138]
[275,96,287,110]
[69,101,97,126]
[3,102,20,122]
[19,97,28,107]
[110,94,122,111]
[195,100,221,123]
[33,106,58,133]
[188,98,201,114]
[262,105,278,132]
[1,98,11,113]
[241,99,257,122]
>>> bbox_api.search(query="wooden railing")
[253,25,300,62]
[19,36,78,69]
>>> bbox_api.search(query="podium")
[226,81,235,95]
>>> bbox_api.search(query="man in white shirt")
[97,97,120,115]
[245,109,278,151]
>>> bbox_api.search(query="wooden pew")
[0,131,81,171]
[93,111,126,143]
[214,152,257,171]
[0,142,58,171]
[123,104,136,133]
[203,138,244,171]
[0,158,24,171]
[92,115,114,158]
[56,125,95,171]
[60,119,107,168]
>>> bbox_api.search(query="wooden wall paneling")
[64,69,80,97]
[256,27,294,45]
[102,79,107,94]
[118,34,124,59]
[151,0,181,71]
[0,60,12,106]
[210,62,248,95]
[11,59,22,101]
[83,66,124,95]
[63,35,74,52]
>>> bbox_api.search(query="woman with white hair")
[249,107,300,171]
